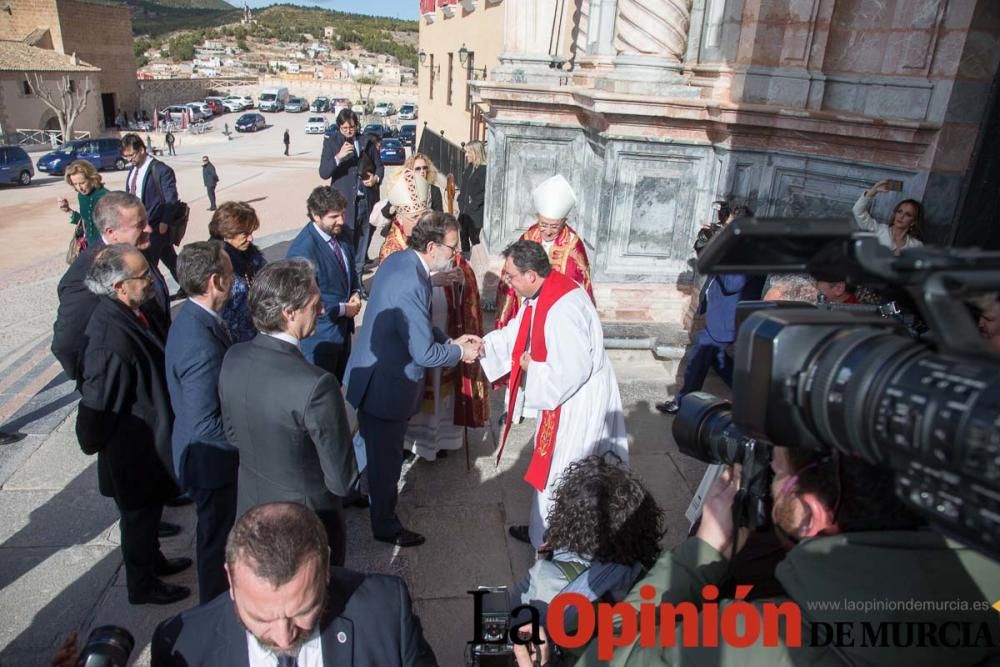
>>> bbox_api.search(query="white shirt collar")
[311,221,333,243]
[246,627,323,667]
[262,331,300,348]
[131,154,154,202]
[416,251,432,278]
[188,297,221,322]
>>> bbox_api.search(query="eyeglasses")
[414,166,429,172]
[503,270,525,284]
[339,124,357,131]
[123,268,152,283]
[438,241,459,256]
[121,151,136,159]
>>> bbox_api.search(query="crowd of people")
[46,123,1000,667]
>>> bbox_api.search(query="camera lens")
[76,626,134,667]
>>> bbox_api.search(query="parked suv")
[0,145,34,185]
[37,138,125,176]
[398,124,417,148]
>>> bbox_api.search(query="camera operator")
[577,446,1000,666]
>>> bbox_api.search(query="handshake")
[454,334,485,363]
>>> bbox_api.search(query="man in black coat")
[202,156,219,211]
[52,191,170,386]
[151,502,438,666]
[319,109,384,279]
[75,244,191,606]
[218,259,357,566]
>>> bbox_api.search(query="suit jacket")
[219,334,356,518]
[202,162,219,189]
[75,296,177,509]
[318,133,384,230]
[165,300,236,490]
[344,249,461,421]
[287,223,359,362]
[699,274,766,343]
[128,157,178,227]
[52,243,170,384]
[151,568,438,667]
[458,164,486,230]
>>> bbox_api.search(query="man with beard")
[76,244,190,605]
[151,502,438,666]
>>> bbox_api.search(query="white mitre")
[532,174,576,220]
[386,168,431,215]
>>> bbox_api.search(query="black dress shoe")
[655,400,680,415]
[128,579,191,605]
[508,525,531,544]
[402,450,415,462]
[0,431,27,446]
[375,528,425,548]
[155,556,192,576]
[342,493,370,509]
[158,521,182,538]
[164,495,193,507]
[437,450,448,459]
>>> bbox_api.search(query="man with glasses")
[494,174,593,331]
[319,109,384,284]
[77,244,191,606]
[479,240,628,550]
[344,212,483,547]
[121,133,181,284]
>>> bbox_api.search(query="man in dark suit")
[344,212,481,547]
[151,502,438,666]
[286,186,361,382]
[76,244,191,606]
[165,241,237,604]
[201,156,219,211]
[122,133,181,282]
[52,192,170,385]
[219,259,357,565]
[319,109,384,279]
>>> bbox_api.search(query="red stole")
[496,270,579,491]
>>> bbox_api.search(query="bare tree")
[353,74,380,113]
[25,73,92,143]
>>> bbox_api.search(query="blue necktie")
[277,655,297,667]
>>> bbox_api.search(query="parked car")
[310,97,330,113]
[37,138,125,176]
[235,113,266,132]
[0,145,34,185]
[286,97,308,113]
[372,102,396,116]
[160,105,193,122]
[204,97,225,115]
[238,95,255,109]
[185,102,212,122]
[258,87,289,112]
[333,98,351,115]
[361,123,392,139]
[398,103,418,120]
[398,124,417,148]
[379,138,406,166]
[222,97,246,113]
[305,116,329,134]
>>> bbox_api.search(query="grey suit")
[219,334,357,564]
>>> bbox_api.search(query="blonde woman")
[58,160,108,247]
[405,153,444,212]
[458,140,487,252]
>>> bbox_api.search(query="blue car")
[379,138,406,166]
[0,145,34,185]
[235,113,266,132]
[36,138,125,176]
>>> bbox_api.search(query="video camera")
[673,217,1000,558]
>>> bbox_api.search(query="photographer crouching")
[575,445,1000,665]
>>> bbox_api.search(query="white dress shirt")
[246,628,323,667]
[128,154,154,203]
[262,331,300,348]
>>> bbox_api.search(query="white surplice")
[480,287,629,548]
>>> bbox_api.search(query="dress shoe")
[0,431,27,446]
[128,579,191,605]
[155,556,192,577]
[402,450,416,462]
[437,450,448,459]
[158,521,182,538]
[508,524,531,544]
[164,495,193,507]
[343,493,370,509]
[375,528,425,548]
[655,400,680,415]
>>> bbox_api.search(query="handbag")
[149,161,190,246]
[65,222,87,265]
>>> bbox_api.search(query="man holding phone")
[319,109,384,285]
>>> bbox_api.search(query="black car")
[235,113,266,132]
[361,123,395,139]
[379,138,406,166]
[398,124,417,148]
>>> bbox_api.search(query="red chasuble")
[496,270,579,491]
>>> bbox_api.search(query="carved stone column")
[493,0,569,84]
[601,0,699,96]
[573,0,618,78]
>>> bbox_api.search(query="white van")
[258,87,289,112]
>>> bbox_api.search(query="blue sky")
[241,0,417,20]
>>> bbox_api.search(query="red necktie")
[496,303,533,463]
[136,309,150,329]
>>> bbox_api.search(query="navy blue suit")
[344,248,461,538]
[676,274,765,401]
[287,223,359,381]
[129,157,180,281]
[164,300,237,603]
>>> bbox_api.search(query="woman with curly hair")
[512,455,664,666]
[405,152,444,212]
[58,160,108,248]
[208,202,267,343]
[852,179,924,255]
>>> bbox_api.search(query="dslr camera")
[673,217,1000,558]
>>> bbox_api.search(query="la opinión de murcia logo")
[469,587,1000,660]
